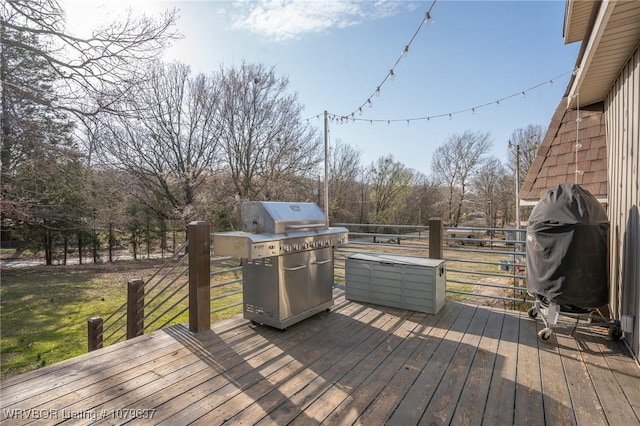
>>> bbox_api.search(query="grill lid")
[242,201,328,234]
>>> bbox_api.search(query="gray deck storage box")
[345,253,446,314]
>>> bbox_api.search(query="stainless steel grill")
[212,201,348,329]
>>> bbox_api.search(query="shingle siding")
[520,99,607,202]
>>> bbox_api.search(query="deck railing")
[88,219,531,351]
[87,239,190,351]
[333,221,529,307]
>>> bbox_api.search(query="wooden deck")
[2,292,639,425]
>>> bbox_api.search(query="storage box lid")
[347,253,445,268]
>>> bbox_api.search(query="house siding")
[519,99,608,202]
[605,46,640,356]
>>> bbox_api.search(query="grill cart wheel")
[608,325,623,341]
[538,328,552,342]
[527,307,538,319]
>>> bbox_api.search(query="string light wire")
[304,69,575,125]
[338,0,437,119]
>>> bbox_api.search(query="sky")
[61,0,581,176]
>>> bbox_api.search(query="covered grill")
[212,202,348,329]
[525,184,620,342]
[526,183,609,308]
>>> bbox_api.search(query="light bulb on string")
[521,91,526,98]
[375,86,381,97]
[406,120,410,126]
[358,107,363,116]
[367,98,373,108]
[448,114,452,120]
[389,69,395,81]
[425,11,432,24]
[472,108,476,115]
[402,45,409,57]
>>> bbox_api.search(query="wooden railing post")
[87,316,103,352]
[126,277,144,339]
[188,221,211,332]
[429,218,443,259]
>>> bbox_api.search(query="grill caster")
[527,307,538,319]
[325,308,331,313]
[538,328,552,342]
[250,320,261,326]
[608,325,623,341]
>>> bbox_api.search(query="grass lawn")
[0,260,187,380]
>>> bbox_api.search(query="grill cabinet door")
[280,251,310,319]
[309,247,333,307]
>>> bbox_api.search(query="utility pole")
[515,143,521,232]
[323,110,329,218]
[508,140,521,244]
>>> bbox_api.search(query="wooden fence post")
[189,221,211,333]
[126,278,144,339]
[87,316,103,352]
[429,218,443,259]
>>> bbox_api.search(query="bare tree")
[404,172,441,226]
[329,140,363,222]
[96,62,222,225]
[368,155,413,224]
[471,157,506,228]
[507,124,543,186]
[215,62,321,207]
[431,130,491,225]
[1,0,179,118]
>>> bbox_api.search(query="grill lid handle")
[286,223,327,230]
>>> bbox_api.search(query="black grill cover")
[526,184,609,308]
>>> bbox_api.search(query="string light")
[337,0,438,118]
[304,69,574,125]
[574,93,582,183]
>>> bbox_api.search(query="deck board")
[514,310,544,425]
[1,293,639,426]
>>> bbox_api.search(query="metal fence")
[89,222,532,351]
[88,240,191,350]
[333,223,531,308]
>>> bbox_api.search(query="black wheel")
[527,307,538,319]
[325,308,331,313]
[608,326,623,341]
[538,328,552,342]
[250,320,260,326]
